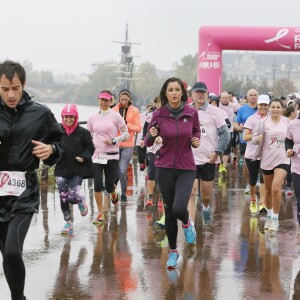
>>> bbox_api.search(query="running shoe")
[78,199,88,216]
[264,215,272,231]
[110,191,119,205]
[202,209,213,226]
[221,166,227,175]
[154,215,165,230]
[258,203,267,214]
[182,221,196,244]
[218,164,224,173]
[61,222,73,235]
[93,213,105,225]
[166,251,179,269]
[121,195,127,203]
[269,218,279,232]
[145,195,153,206]
[249,198,258,215]
[285,187,294,196]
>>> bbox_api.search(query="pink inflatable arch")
[198,26,300,95]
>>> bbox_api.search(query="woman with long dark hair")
[145,77,200,269]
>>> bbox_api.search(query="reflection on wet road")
[0,161,299,299]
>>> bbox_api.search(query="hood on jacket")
[61,104,79,136]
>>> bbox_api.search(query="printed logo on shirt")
[269,136,285,148]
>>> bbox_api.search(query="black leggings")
[245,158,264,186]
[156,168,195,250]
[93,160,119,193]
[0,213,33,300]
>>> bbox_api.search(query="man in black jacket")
[0,60,62,300]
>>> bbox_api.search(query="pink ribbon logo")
[0,172,10,188]
[264,28,291,49]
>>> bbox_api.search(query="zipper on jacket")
[173,119,179,167]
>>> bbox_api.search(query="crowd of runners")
[1,60,300,299]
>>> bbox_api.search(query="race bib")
[200,122,207,137]
[0,171,26,196]
[92,154,108,164]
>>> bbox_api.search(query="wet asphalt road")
[0,160,300,300]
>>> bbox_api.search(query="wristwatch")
[111,138,117,145]
[214,151,222,156]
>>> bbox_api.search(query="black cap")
[192,82,208,92]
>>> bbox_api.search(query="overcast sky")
[2,0,300,74]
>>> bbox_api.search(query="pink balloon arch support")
[198,26,300,95]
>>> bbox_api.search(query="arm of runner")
[216,124,230,153]
[243,128,252,142]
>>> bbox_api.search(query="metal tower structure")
[112,23,140,90]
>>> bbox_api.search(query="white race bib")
[92,154,108,165]
[0,171,26,196]
[200,122,207,137]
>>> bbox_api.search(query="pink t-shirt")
[244,112,267,160]
[260,116,289,170]
[87,109,126,159]
[286,118,300,174]
[232,101,241,111]
[219,108,228,121]
[219,102,237,133]
[192,104,226,165]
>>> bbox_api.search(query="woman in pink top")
[87,90,129,225]
[243,95,269,215]
[253,99,289,232]
[286,111,300,226]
